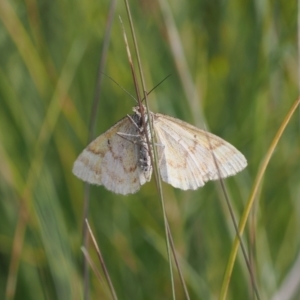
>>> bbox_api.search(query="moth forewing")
[72,114,151,195]
[152,113,247,190]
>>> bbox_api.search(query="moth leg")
[117,132,140,144]
[126,114,140,130]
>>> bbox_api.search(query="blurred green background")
[0,0,299,299]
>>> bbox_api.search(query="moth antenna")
[100,71,137,103]
[141,74,172,102]
[101,71,171,105]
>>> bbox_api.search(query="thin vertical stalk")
[123,1,176,298]
[82,1,116,299]
[86,220,118,300]
[219,98,300,300]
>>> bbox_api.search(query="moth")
[73,105,247,195]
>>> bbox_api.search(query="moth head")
[132,105,147,116]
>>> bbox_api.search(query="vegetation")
[0,0,299,299]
